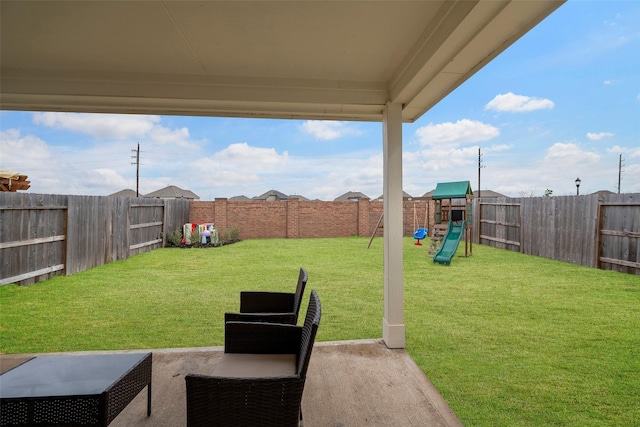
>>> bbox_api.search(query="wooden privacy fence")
[596,200,640,273]
[0,193,190,286]
[476,201,521,251]
[473,193,640,274]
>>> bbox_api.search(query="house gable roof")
[254,190,288,201]
[476,189,507,198]
[108,189,142,198]
[143,185,199,199]
[335,191,370,201]
[377,191,413,200]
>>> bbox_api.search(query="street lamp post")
[575,177,581,196]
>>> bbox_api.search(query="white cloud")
[544,142,600,164]
[623,164,640,193]
[607,145,640,158]
[31,112,204,161]
[0,126,193,195]
[148,125,196,148]
[422,146,479,171]
[0,129,53,168]
[587,132,615,140]
[416,119,499,147]
[0,129,63,193]
[33,112,159,139]
[301,121,361,140]
[485,92,554,113]
[211,142,288,165]
[190,143,290,190]
[485,144,512,153]
[83,168,129,190]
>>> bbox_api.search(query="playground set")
[414,181,473,265]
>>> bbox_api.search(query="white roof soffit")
[0,1,565,123]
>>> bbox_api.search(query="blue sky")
[1,0,639,201]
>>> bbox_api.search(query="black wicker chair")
[224,267,308,324]
[186,290,321,427]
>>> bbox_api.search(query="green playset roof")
[432,181,473,200]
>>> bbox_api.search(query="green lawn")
[1,237,639,426]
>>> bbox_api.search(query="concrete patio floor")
[0,339,463,427]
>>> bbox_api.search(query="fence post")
[358,198,370,237]
[286,198,300,238]
[594,199,603,269]
[63,207,68,275]
[126,198,131,259]
[214,198,228,233]
[162,199,167,248]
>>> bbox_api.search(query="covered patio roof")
[1,0,564,122]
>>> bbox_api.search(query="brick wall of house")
[187,198,436,240]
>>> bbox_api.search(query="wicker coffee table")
[0,352,152,427]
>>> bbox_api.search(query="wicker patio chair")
[186,290,321,427]
[224,267,308,324]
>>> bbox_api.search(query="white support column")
[382,102,405,349]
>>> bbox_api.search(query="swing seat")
[413,228,428,240]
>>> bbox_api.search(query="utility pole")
[617,154,624,194]
[131,143,140,197]
[477,147,484,246]
[477,147,483,198]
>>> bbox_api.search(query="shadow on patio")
[1,339,462,427]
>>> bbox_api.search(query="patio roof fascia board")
[397,0,566,122]
[0,68,390,121]
[388,0,479,106]
[0,94,389,122]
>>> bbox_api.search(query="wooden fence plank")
[130,221,163,230]
[0,235,65,249]
[130,239,163,251]
[601,230,640,238]
[0,264,65,286]
[0,206,67,210]
[480,219,521,227]
[480,235,521,247]
[599,257,640,269]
